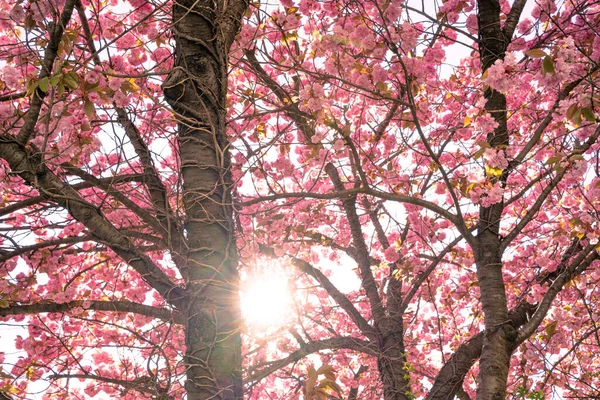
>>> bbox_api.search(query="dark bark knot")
[485,321,518,344]
[162,68,188,106]
[501,323,517,342]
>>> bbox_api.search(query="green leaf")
[572,108,582,126]
[120,79,138,94]
[566,103,578,120]
[316,364,333,376]
[485,166,503,177]
[24,14,36,31]
[84,99,95,118]
[375,81,388,93]
[342,125,351,136]
[542,56,555,74]
[63,71,79,90]
[281,31,298,45]
[525,48,547,58]
[0,299,9,308]
[545,321,557,337]
[38,76,49,93]
[465,182,476,195]
[569,154,584,161]
[581,107,597,122]
[473,147,486,160]
[50,73,62,86]
[545,155,562,165]
[83,80,100,92]
[26,80,39,97]
[317,378,342,395]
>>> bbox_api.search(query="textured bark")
[377,316,411,400]
[324,163,410,398]
[475,1,513,398]
[502,0,528,45]
[348,366,368,400]
[379,234,411,400]
[163,0,246,398]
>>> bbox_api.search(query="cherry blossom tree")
[0,0,246,398]
[234,0,600,399]
[1,0,600,400]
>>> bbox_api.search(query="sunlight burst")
[241,272,292,328]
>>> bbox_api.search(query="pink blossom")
[9,5,25,22]
[479,184,504,207]
[474,114,499,135]
[118,32,137,49]
[483,148,509,170]
[0,103,13,118]
[108,77,124,91]
[384,246,400,262]
[332,138,344,151]
[2,65,20,88]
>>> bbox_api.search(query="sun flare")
[241,272,292,328]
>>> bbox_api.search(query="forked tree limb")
[0,137,185,306]
[425,301,537,400]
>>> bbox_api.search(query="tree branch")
[218,0,248,48]
[400,234,464,313]
[259,244,376,340]
[502,0,528,44]
[0,174,143,217]
[63,166,168,241]
[115,108,185,252]
[75,1,185,259]
[17,0,77,144]
[50,373,168,396]
[0,235,93,262]
[425,301,537,400]
[246,337,377,384]
[517,246,599,344]
[511,64,600,166]
[244,48,318,142]
[0,137,185,306]
[0,300,184,324]
[325,163,385,324]
[502,124,600,250]
[239,187,460,227]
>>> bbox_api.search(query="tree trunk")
[378,279,411,400]
[377,327,411,400]
[475,0,514,398]
[474,241,514,400]
[163,1,244,398]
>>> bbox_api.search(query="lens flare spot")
[241,273,291,328]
